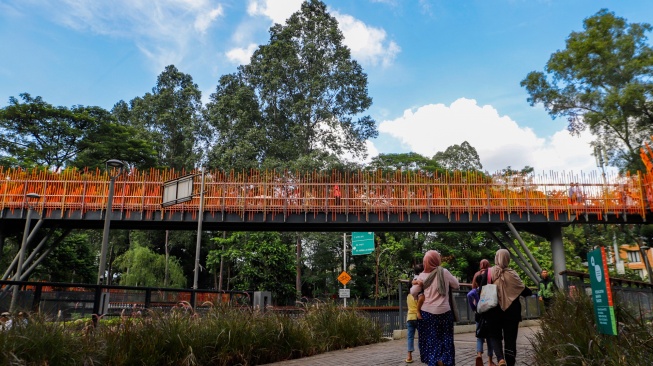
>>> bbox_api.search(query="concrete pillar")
[549,225,568,290]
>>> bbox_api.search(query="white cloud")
[333,11,400,67]
[247,0,303,24]
[226,44,258,65]
[375,98,605,174]
[195,6,224,33]
[48,0,225,71]
[244,2,399,68]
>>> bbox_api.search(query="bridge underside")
[0,208,644,237]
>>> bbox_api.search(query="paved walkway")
[263,325,539,366]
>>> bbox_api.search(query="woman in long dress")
[410,250,460,366]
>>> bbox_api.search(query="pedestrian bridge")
[0,167,650,234]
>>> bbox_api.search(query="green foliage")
[113,244,186,288]
[531,291,653,365]
[0,303,382,365]
[367,152,443,173]
[0,93,153,170]
[208,232,296,303]
[521,9,653,172]
[206,0,377,170]
[433,141,483,171]
[35,231,96,283]
[115,65,205,171]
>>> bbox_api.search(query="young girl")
[406,263,423,363]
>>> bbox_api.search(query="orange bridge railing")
[0,168,650,223]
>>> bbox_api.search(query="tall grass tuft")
[531,291,653,365]
[0,300,382,365]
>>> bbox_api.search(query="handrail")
[0,167,650,221]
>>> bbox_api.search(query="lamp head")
[25,193,41,200]
[105,159,125,169]
[640,236,650,251]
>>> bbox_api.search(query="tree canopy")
[205,0,377,170]
[521,9,653,172]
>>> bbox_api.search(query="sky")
[1,0,652,175]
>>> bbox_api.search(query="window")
[627,250,641,263]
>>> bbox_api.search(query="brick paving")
[262,325,539,366]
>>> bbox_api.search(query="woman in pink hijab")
[410,250,460,366]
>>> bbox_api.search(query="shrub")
[531,291,653,365]
[0,301,382,365]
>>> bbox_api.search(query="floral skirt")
[418,310,455,366]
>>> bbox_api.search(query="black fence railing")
[397,280,542,331]
[0,280,252,320]
[562,270,653,319]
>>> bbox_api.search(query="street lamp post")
[10,192,41,312]
[97,159,126,285]
[639,236,653,284]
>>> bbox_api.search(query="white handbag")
[477,270,498,314]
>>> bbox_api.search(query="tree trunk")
[296,233,302,299]
[164,230,169,287]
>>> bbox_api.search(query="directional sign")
[338,271,351,285]
[352,232,375,255]
[588,247,617,335]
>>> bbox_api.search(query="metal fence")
[0,280,252,320]
[563,270,653,319]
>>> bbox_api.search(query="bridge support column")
[549,225,568,290]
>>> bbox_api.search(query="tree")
[117,65,205,171]
[113,244,186,288]
[208,232,296,304]
[367,152,442,173]
[206,0,377,170]
[433,141,483,171]
[521,9,653,172]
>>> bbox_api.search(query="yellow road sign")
[338,271,351,285]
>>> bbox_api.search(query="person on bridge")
[480,249,532,366]
[333,184,342,206]
[538,269,556,311]
[410,250,460,366]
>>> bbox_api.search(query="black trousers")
[487,319,519,366]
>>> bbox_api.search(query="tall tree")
[433,141,483,171]
[0,93,151,170]
[521,9,653,172]
[206,0,377,170]
[117,65,205,171]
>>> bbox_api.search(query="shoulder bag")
[476,269,498,314]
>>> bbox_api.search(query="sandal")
[405,359,413,364]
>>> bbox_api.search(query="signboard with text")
[587,247,617,335]
[339,289,350,298]
[352,232,375,255]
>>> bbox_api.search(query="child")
[467,260,495,366]
[405,263,423,363]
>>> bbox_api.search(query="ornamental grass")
[0,301,382,365]
[530,291,653,365]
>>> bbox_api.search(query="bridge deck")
[0,168,650,232]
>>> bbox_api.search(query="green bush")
[531,291,653,365]
[0,301,382,365]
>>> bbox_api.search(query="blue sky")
[1,0,652,174]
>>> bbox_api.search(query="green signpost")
[587,247,617,335]
[352,232,374,255]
